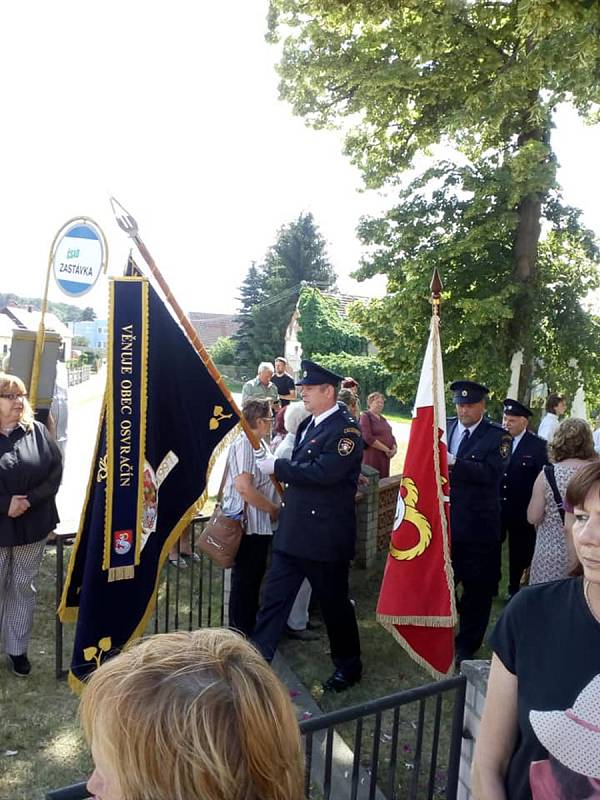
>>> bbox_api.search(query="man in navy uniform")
[253,359,363,692]
[500,398,548,599]
[447,380,512,664]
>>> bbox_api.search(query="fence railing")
[66,366,91,386]
[300,675,466,800]
[55,515,226,678]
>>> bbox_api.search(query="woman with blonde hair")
[527,417,597,584]
[0,372,62,676]
[81,628,304,800]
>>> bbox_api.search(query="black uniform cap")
[450,380,489,405]
[502,398,533,418]
[295,359,343,387]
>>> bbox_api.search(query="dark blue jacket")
[448,416,512,544]
[500,429,548,526]
[273,403,363,562]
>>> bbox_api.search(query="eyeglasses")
[0,393,26,401]
[260,417,273,424]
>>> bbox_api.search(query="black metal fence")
[300,675,466,800]
[55,515,226,678]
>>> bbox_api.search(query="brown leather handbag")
[197,458,245,569]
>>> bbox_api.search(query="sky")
[1,2,598,319]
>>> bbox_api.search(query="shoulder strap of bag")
[544,464,565,523]
[216,456,230,504]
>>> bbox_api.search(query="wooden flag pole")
[110,197,283,494]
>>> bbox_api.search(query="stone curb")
[273,653,387,800]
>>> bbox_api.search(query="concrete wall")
[458,660,490,800]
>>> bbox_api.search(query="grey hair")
[257,362,274,374]
[283,402,310,435]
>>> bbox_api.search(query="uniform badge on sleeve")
[338,437,355,456]
[500,435,511,458]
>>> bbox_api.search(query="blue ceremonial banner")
[59,276,240,690]
[105,278,148,580]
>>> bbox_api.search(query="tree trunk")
[508,108,553,403]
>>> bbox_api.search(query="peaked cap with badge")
[502,398,533,418]
[295,359,343,387]
[450,380,489,405]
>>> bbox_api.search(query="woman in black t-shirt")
[472,461,600,800]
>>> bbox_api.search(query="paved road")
[55,369,106,534]
[55,376,410,532]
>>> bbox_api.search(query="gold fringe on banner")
[107,565,135,582]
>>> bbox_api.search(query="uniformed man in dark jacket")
[252,359,363,692]
[500,398,548,599]
[447,380,512,664]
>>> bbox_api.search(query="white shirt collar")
[456,416,484,437]
[511,429,526,452]
[312,403,339,427]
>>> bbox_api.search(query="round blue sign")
[52,220,107,297]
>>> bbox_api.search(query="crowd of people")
[5,351,600,800]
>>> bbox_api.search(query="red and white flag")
[376,314,456,679]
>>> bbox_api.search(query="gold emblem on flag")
[97,455,108,483]
[389,477,432,561]
[209,404,233,430]
[83,636,112,669]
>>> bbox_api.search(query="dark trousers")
[229,534,271,638]
[452,540,501,658]
[252,550,362,677]
[503,520,536,596]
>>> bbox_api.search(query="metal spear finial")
[430,268,443,316]
[110,196,139,238]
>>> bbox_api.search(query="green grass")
[0,546,91,800]
[225,378,243,394]
[384,411,412,425]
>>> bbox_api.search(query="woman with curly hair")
[81,628,304,800]
[527,417,597,585]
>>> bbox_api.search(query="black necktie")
[456,428,470,458]
[303,418,315,440]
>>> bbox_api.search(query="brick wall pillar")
[354,466,380,568]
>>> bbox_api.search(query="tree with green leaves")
[234,262,264,365]
[210,336,236,365]
[297,286,367,358]
[242,213,337,364]
[267,0,600,406]
[79,306,96,322]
